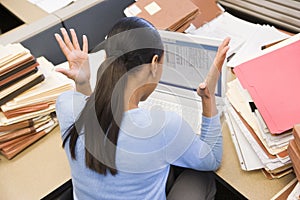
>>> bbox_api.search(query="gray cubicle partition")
[1,0,135,65]
[0,14,65,65]
[62,0,135,52]
[21,23,65,65]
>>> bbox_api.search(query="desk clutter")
[0,44,73,159]
[224,33,300,180]
[124,0,222,32]
[280,125,300,200]
[288,125,300,183]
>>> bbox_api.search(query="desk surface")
[0,121,295,199]
[217,122,295,200]
[0,126,70,200]
[0,0,48,24]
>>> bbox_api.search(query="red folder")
[233,37,300,134]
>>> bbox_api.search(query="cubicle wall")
[0,0,135,65]
[21,23,64,65]
[62,0,135,52]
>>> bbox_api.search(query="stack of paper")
[0,44,44,106]
[0,44,74,159]
[186,12,290,64]
[225,34,300,179]
[27,0,74,13]
[225,80,293,178]
[124,0,199,32]
[287,125,300,183]
[0,114,58,159]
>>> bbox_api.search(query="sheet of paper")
[228,25,290,67]
[27,0,74,13]
[224,105,264,171]
[227,105,288,171]
[186,12,258,57]
[226,79,290,155]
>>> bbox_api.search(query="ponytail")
[63,56,127,175]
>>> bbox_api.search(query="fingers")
[82,35,88,53]
[197,82,210,98]
[54,33,71,58]
[60,28,75,51]
[221,37,230,49]
[217,37,230,56]
[55,28,88,56]
[70,29,80,50]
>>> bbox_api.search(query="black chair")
[41,179,73,200]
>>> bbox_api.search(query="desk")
[0,121,295,199]
[0,0,48,24]
[0,126,70,200]
[216,122,295,200]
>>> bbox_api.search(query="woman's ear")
[150,55,159,77]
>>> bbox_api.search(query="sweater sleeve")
[165,112,222,171]
[55,90,87,139]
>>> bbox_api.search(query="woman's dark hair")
[62,17,164,175]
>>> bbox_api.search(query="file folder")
[124,0,199,31]
[233,34,300,134]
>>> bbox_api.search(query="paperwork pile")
[0,44,73,159]
[186,11,290,65]
[288,125,300,183]
[225,34,300,179]
[124,0,199,32]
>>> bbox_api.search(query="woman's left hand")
[55,28,92,95]
[55,28,90,85]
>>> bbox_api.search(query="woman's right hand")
[197,37,230,99]
[197,37,230,117]
[55,28,92,95]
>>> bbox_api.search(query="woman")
[55,17,230,200]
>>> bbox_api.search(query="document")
[228,25,289,67]
[226,79,292,155]
[226,104,290,172]
[233,34,300,134]
[124,0,199,31]
[224,102,264,171]
[1,57,74,111]
[186,12,290,65]
[27,0,74,13]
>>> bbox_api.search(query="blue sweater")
[56,91,222,200]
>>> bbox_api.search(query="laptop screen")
[158,30,226,97]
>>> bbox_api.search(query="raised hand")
[55,28,92,95]
[197,37,230,99]
[197,37,230,117]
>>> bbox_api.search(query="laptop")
[157,30,226,98]
[87,30,227,131]
[141,30,227,131]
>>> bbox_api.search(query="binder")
[0,115,51,132]
[0,120,57,160]
[0,66,38,91]
[2,102,53,119]
[0,53,34,76]
[0,58,37,81]
[0,72,45,106]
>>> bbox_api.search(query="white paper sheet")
[27,0,74,13]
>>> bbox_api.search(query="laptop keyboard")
[139,95,203,133]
